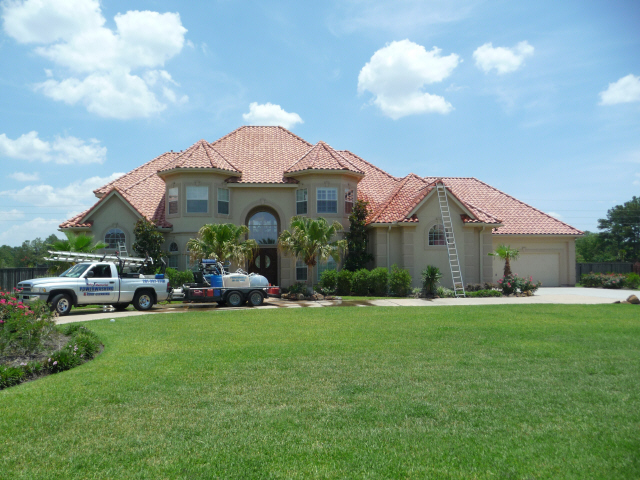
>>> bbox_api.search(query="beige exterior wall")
[83,193,142,255]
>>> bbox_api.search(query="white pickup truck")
[17,252,171,316]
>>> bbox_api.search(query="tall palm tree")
[47,231,108,274]
[278,216,347,293]
[187,223,258,266]
[489,244,521,277]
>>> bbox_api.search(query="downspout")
[479,226,485,283]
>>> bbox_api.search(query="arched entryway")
[246,208,279,285]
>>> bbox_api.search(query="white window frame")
[296,189,308,215]
[428,224,446,246]
[296,258,308,282]
[168,187,179,215]
[344,189,354,215]
[317,187,338,214]
[217,188,230,215]
[317,256,337,282]
[104,228,125,249]
[186,185,209,214]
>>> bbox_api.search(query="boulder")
[626,295,639,305]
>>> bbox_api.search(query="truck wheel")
[133,291,154,311]
[248,291,264,307]
[50,293,73,316]
[112,303,130,311]
[226,291,244,308]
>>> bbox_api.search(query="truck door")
[80,264,118,303]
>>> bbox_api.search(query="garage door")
[510,253,560,287]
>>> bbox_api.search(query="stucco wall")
[84,194,141,255]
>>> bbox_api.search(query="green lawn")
[1,305,639,479]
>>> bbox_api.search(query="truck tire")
[112,303,130,311]
[226,291,244,308]
[50,293,73,316]
[248,291,264,307]
[133,290,154,311]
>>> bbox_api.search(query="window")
[317,188,337,214]
[317,256,337,282]
[168,187,179,214]
[88,264,113,278]
[428,224,446,246]
[168,242,179,268]
[248,211,278,245]
[296,189,308,215]
[344,189,354,215]
[296,259,307,282]
[104,228,125,249]
[217,188,230,215]
[186,186,208,213]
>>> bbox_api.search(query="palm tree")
[47,231,108,274]
[187,223,258,266]
[489,244,521,277]
[278,216,347,293]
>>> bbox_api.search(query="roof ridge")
[469,177,582,233]
[120,152,181,193]
[93,151,177,194]
[203,141,241,172]
[286,142,318,172]
[339,149,396,180]
[370,174,413,223]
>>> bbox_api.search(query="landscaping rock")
[627,295,639,304]
[297,293,305,300]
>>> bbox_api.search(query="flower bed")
[580,272,634,289]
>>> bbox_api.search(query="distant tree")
[187,223,258,266]
[597,196,640,261]
[344,200,373,271]
[132,219,165,270]
[489,244,520,277]
[575,231,616,262]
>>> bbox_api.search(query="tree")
[489,244,520,277]
[575,231,616,262]
[597,196,640,261]
[344,199,373,271]
[132,219,165,270]
[48,231,107,274]
[187,223,258,266]
[278,216,347,293]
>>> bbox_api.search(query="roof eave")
[157,167,241,178]
[284,169,364,179]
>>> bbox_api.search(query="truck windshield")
[59,263,91,278]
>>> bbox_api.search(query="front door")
[249,248,278,286]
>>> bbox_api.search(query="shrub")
[624,273,640,289]
[436,286,455,298]
[336,270,353,296]
[581,272,626,289]
[165,268,194,289]
[498,274,524,295]
[351,269,372,296]
[369,268,389,296]
[319,269,338,295]
[520,276,542,294]
[421,266,442,295]
[1,289,56,357]
[288,283,307,295]
[465,283,484,292]
[467,289,503,298]
[389,264,412,297]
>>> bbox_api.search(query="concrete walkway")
[55,287,639,324]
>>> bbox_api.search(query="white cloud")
[473,41,534,74]
[633,173,640,186]
[2,0,188,119]
[357,39,459,119]
[0,217,62,247]
[0,131,106,164]
[0,209,25,221]
[599,74,640,105]
[9,172,40,181]
[242,102,304,129]
[547,211,562,219]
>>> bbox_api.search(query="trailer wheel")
[50,293,73,316]
[248,291,264,307]
[133,290,154,311]
[226,291,244,308]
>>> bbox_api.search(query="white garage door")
[510,253,560,287]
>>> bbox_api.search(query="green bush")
[1,290,56,357]
[498,274,541,295]
[351,269,372,296]
[336,270,353,296]
[389,264,412,297]
[467,289,503,298]
[165,268,194,289]
[421,265,442,295]
[580,272,626,289]
[319,269,338,295]
[436,286,455,298]
[369,268,389,296]
[624,273,640,289]
[288,282,307,295]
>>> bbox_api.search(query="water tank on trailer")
[222,274,250,288]
[249,274,269,287]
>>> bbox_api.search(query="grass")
[1,305,639,479]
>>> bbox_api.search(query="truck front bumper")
[19,293,48,303]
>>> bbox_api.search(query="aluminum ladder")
[117,241,129,257]
[436,182,466,298]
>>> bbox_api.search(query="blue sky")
[0,0,638,246]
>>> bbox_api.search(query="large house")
[60,126,582,288]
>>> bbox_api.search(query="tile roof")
[286,141,364,175]
[62,126,582,236]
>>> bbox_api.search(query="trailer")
[173,259,280,307]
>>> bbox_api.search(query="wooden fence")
[0,267,50,291]
[576,262,634,280]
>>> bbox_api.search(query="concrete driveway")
[55,287,638,324]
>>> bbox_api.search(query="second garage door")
[509,253,560,287]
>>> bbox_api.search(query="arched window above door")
[248,211,278,245]
[428,224,446,246]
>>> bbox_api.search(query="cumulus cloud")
[9,172,40,181]
[599,74,640,105]
[473,41,534,74]
[0,217,63,247]
[357,39,459,119]
[1,0,188,119]
[242,102,304,129]
[0,131,106,164]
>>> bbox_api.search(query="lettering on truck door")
[80,264,118,303]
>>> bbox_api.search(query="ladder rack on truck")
[44,251,151,267]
